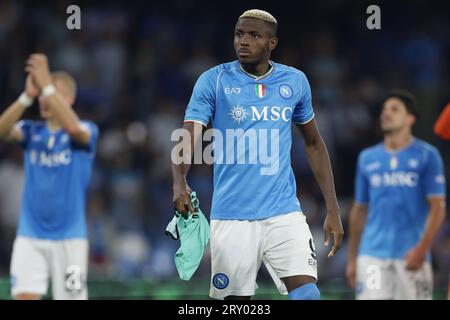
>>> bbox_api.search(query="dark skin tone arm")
[295,119,344,257]
[172,121,204,214]
[278,119,344,293]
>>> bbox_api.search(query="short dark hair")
[265,21,277,37]
[238,9,278,37]
[384,90,419,118]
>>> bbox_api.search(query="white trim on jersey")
[184,119,207,127]
[293,114,315,125]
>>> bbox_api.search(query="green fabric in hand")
[167,192,210,281]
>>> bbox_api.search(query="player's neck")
[240,60,271,77]
[383,129,413,151]
[46,119,62,133]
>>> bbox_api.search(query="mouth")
[237,49,251,57]
[381,120,393,129]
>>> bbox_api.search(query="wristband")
[18,92,34,108]
[41,84,56,98]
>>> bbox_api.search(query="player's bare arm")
[0,75,39,142]
[25,53,91,145]
[295,118,344,257]
[172,121,204,215]
[405,196,446,271]
[346,202,368,289]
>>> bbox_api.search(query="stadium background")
[0,0,449,299]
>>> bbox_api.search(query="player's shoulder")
[217,60,240,72]
[273,61,307,79]
[410,138,441,159]
[16,119,45,130]
[200,61,240,79]
[358,143,384,162]
[80,120,99,132]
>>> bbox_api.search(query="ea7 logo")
[224,87,241,94]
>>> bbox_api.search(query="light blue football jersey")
[355,138,446,259]
[15,120,99,239]
[184,60,315,220]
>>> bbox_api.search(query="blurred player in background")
[0,54,99,300]
[172,9,343,300]
[346,91,447,300]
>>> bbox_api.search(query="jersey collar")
[383,137,416,155]
[239,61,274,81]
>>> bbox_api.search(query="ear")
[407,114,416,126]
[269,36,278,51]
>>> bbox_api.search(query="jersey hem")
[210,207,302,221]
[16,233,88,241]
[357,252,432,261]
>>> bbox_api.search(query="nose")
[240,34,250,46]
[381,110,392,121]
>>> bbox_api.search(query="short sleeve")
[292,72,315,124]
[354,153,369,204]
[422,148,446,198]
[14,120,34,149]
[184,68,217,126]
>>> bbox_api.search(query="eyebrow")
[235,28,261,34]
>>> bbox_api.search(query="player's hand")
[405,245,426,271]
[173,182,195,216]
[25,54,52,90]
[323,208,344,257]
[345,258,357,289]
[25,75,40,98]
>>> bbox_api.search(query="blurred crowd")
[0,0,449,293]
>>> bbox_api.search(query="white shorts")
[10,236,88,300]
[356,255,433,300]
[209,212,318,299]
